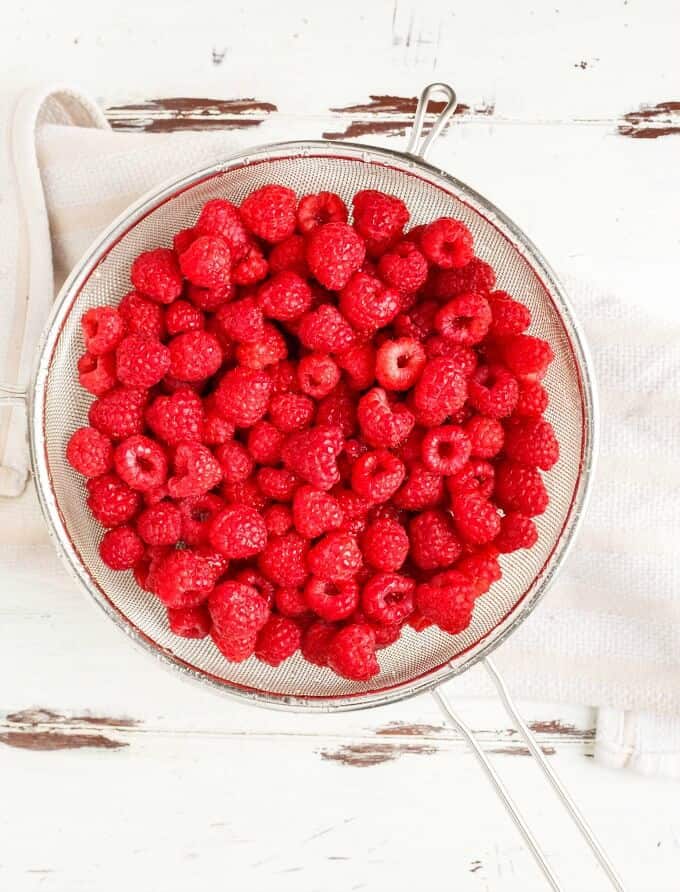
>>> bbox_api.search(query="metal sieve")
[3,83,624,890]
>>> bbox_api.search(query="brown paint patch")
[529,719,595,740]
[469,860,483,873]
[618,101,680,139]
[0,731,126,751]
[489,745,556,757]
[320,741,436,767]
[1,708,138,751]
[6,708,138,729]
[105,97,277,133]
[375,721,443,737]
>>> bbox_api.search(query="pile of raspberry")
[66,185,557,682]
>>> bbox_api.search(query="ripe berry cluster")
[66,185,557,682]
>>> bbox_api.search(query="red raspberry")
[214,366,272,427]
[130,248,183,304]
[487,291,531,338]
[340,272,400,331]
[208,580,269,636]
[263,504,294,536]
[281,424,344,490]
[361,573,414,625]
[77,352,117,396]
[494,460,548,517]
[394,427,424,464]
[407,610,433,632]
[420,217,473,269]
[301,620,337,666]
[236,322,287,370]
[409,510,462,571]
[81,306,125,355]
[246,420,283,465]
[393,300,438,341]
[116,335,170,388]
[451,492,501,545]
[456,546,502,596]
[215,296,265,343]
[240,185,297,243]
[351,450,405,503]
[352,190,409,256]
[327,623,379,681]
[167,604,211,638]
[268,234,309,277]
[415,570,475,634]
[257,271,312,322]
[221,478,269,512]
[375,337,426,391]
[293,485,344,538]
[234,568,275,610]
[168,330,222,382]
[271,361,300,396]
[504,417,559,470]
[66,427,112,477]
[232,243,269,286]
[298,304,354,354]
[435,292,492,346]
[256,466,299,501]
[421,425,471,475]
[168,442,221,498]
[211,627,257,662]
[316,382,357,437]
[446,459,495,499]
[357,388,415,448]
[333,487,371,535]
[393,461,444,510]
[306,222,366,290]
[307,531,362,582]
[464,416,504,458]
[146,389,204,445]
[269,392,314,433]
[118,290,165,339]
[337,342,376,390]
[377,241,428,293]
[178,493,225,545]
[89,386,147,439]
[413,357,468,426]
[515,380,549,417]
[468,365,519,418]
[202,394,235,445]
[136,502,182,545]
[297,353,340,399]
[86,473,141,527]
[495,511,538,552]
[186,282,234,311]
[99,525,144,570]
[297,191,348,232]
[424,339,477,376]
[173,226,197,256]
[274,585,308,617]
[501,334,554,382]
[153,549,216,607]
[304,577,359,621]
[255,615,301,666]
[143,484,171,506]
[432,258,496,300]
[134,544,170,592]
[113,435,167,491]
[258,531,309,587]
[208,504,267,558]
[195,198,249,259]
[164,300,204,336]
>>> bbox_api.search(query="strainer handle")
[405,83,458,161]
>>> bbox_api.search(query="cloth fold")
[1,85,678,777]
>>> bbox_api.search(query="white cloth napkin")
[1,86,678,777]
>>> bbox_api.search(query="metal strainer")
[5,84,624,890]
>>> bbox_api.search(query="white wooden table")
[2,1,679,889]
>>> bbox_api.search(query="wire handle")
[405,82,458,161]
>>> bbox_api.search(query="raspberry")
[515,380,549,417]
[297,191,348,232]
[167,604,211,638]
[136,502,182,545]
[377,241,428,293]
[218,301,264,349]
[357,388,415,448]
[232,243,269,286]
[375,337,426,391]
[446,459,495,499]
[268,234,309,277]
[301,620,337,666]
[118,290,165,339]
[99,525,144,570]
[432,258,496,300]
[413,357,468,426]
[306,222,366,290]
[293,485,344,538]
[255,466,298,501]
[424,339,478,377]
[415,570,475,634]
[164,300,204,336]
[421,425,471,475]
[234,568,275,609]
[487,291,531,338]
[267,392,312,433]
[495,511,538,552]
[333,487,371,535]
[451,492,501,545]
[263,504,294,537]
[297,353,340,399]
[420,217,474,269]
[307,531,362,582]
[130,248,183,304]
[113,434,167,491]
[298,304,354,354]
[240,185,297,243]
[504,417,559,470]
[211,628,257,662]
[409,510,462,570]
[178,493,225,545]
[393,461,444,510]
[258,531,309,587]
[214,366,272,427]
[435,292,492,346]
[494,462,548,519]
[340,272,400,331]
[281,424,343,490]
[167,442,221,498]
[208,581,269,636]
[86,473,141,527]
[143,484,171,506]
[501,334,554,382]
[195,198,249,259]
[315,382,357,437]
[351,450,405,503]
[337,342,376,390]
[116,335,170,388]
[173,227,197,256]
[221,478,269,512]
[456,547,502,596]
[168,330,222,382]
[468,365,519,418]
[153,549,215,607]
[186,282,234,311]
[89,386,147,440]
[245,421,282,466]
[352,190,409,256]
[208,504,267,558]
[257,271,312,322]
[146,389,204,445]
[407,610,433,632]
[202,395,235,445]
[304,577,359,621]
[77,352,117,396]
[327,623,379,681]
[361,573,414,625]
[66,427,112,477]
[255,615,301,666]
[81,306,125,356]
[236,322,287,370]
[464,416,504,458]
[393,300,438,341]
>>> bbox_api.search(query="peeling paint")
[375,721,444,737]
[320,741,436,767]
[529,719,595,740]
[618,101,680,138]
[105,97,277,133]
[0,731,127,751]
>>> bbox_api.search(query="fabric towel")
[1,85,678,777]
